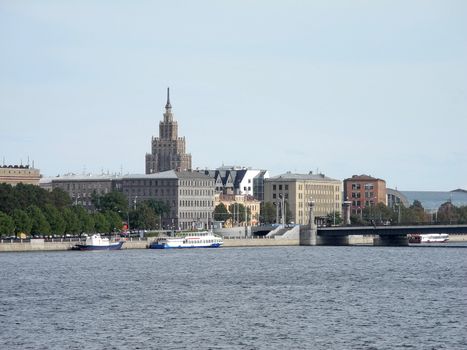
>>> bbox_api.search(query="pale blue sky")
[1,0,466,191]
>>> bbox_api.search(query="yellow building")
[264,172,342,225]
[0,165,41,186]
[214,193,261,226]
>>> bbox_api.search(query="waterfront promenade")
[1,234,466,252]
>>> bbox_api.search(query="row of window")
[351,183,375,190]
[351,200,375,207]
[179,200,213,207]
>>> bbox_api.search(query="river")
[0,245,466,349]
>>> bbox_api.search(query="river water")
[0,245,466,349]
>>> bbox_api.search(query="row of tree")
[0,184,170,237]
[350,200,467,226]
[213,200,467,227]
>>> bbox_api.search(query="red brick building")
[343,175,387,215]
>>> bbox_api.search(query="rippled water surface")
[0,245,466,349]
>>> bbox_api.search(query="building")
[145,88,192,174]
[196,166,269,201]
[0,164,41,186]
[121,170,215,230]
[386,188,409,209]
[343,175,387,215]
[214,193,261,226]
[264,172,342,225]
[400,189,467,212]
[43,174,122,208]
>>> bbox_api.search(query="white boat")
[420,233,449,243]
[149,231,223,249]
[409,233,449,244]
[73,234,124,251]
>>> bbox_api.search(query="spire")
[165,87,172,109]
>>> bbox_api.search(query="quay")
[0,234,467,252]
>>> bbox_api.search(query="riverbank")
[1,234,466,252]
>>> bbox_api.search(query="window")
[285,184,288,190]
[351,183,361,190]
[273,185,276,190]
[279,185,282,190]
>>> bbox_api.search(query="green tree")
[43,205,66,235]
[130,203,158,230]
[73,206,95,233]
[437,202,458,224]
[93,212,109,233]
[325,211,343,226]
[260,202,276,224]
[63,208,80,235]
[213,203,231,222]
[104,211,123,233]
[12,209,33,235]
[0,183,16,214]
[92,191,128,216]
[228,203,250,224]
[27,205,51,236]
[145,199,170,216]
[50,188,72,208]
[0,212,15,237]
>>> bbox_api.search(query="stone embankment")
[0,234,466,252]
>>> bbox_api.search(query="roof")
[49,174,121,182]
[267,172,340,182]
[344,174,385,182]
[123,170,212,180]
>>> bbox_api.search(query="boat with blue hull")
[73,234,124,251]
[149,231,223,249]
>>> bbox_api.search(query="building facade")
[145,88,192,174]
[0,165,41,186]
[43,174,121,208]
[264,172,342,225]
[121,171,215,230]
[343,175,387,215]
[214,193,261,226]
[196,166,269,201]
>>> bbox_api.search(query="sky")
[1,0,466,191]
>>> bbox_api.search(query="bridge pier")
[373,235,408,246]
[300,200,317,246]
[318,235,349,246]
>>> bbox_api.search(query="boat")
[408,233,449,244]
[72,234,124,251]
[149,231,223,249]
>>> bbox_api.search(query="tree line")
[213,199,467,227]
[0,183,169,237]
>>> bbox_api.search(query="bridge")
[300,224,467,246]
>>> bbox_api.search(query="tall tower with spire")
[145,88,192,174]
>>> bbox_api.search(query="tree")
[12,209,32,235]
[50,188,72,208]
[27,205,51,236]
[130,203,158,230]
[104,211,123,233]
[93,212,109,233]
[0,212,15,237]
[73,206,94,233]
[437,202,458,224]
[213,203,230,222]
[325,211,343,226]
[62,208,80,235]
[92,191,128,216]
[43,204,66,235]
[145,199,170,216]
[228,203,250,224]
[260,202,276,224]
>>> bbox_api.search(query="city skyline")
[1,1,466,191]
